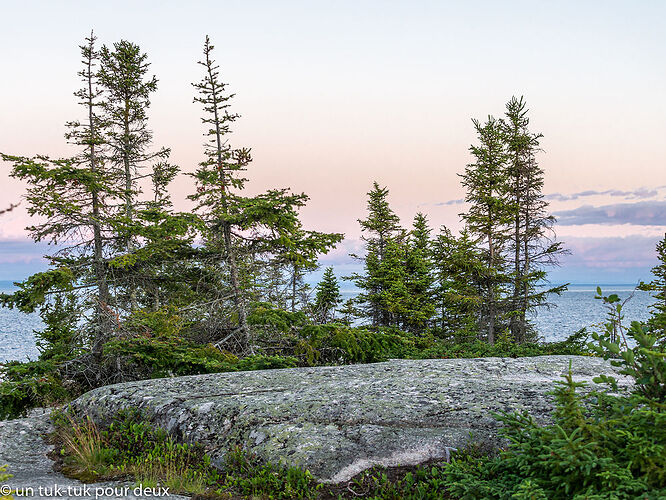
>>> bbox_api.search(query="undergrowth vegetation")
[53,409,219,495]
[442,289,666,499]
[0,303,590,419]
[52,288,665,499]
[0,465,12,500]
[54,407,457,499]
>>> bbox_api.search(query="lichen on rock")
[67,355,630,483]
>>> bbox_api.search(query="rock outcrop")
[68,355,630,483]
[0,411,188,499]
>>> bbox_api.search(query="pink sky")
[1,1,665,282]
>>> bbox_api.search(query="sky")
[0,0,664,284]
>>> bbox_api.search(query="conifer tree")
[99,40,169,227]
[402,213,436,332]
[67,32,113,353]
[339,298,358,326]
[640,234,666,341]
[460,117,512,343]
[267,226,343,313]
[431,227,485,337]
[189,36,254,348]
[1,33,120,366]
[350,182,403,326]
[503,96,567,341]
[98,39,171,311]
[189,37,341,348]
[314,267,342,323]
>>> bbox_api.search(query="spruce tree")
[189,36,253,349]
[66,32,113,354]
[640,234,666,341]
[1,33,120,370]
[503,96,567,341]
[431,227,485,337]
[460,117,512,343]
[313,267,342,323]
[99,40,169,226]
[402,213,436,332]
[189,37,341,349]
[98,39,170,311]
[349,182,403,326]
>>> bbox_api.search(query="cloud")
[553,201,666,226]
[434,198,465,206]
[560,235,662,269]
[435,186,666,207]
[0,239,52,264]
[546,234,663,284]
[545,186,665,202]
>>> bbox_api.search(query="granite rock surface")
[67,355,630,483]
[0,410,187,499]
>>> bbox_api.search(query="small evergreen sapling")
[313,267,342,323]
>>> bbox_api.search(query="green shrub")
[217,448,320,499]
[103,336,298,380]
[412,328,590,360]
[295,324,415,365]
[443,370,666,499]
[0,360,70,420]
[589,288,666,403]
[440,288,666,499]
[54,409,219,494]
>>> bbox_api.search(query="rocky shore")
[0,356,629,497]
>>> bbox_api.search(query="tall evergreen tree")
[349,182,403,326]
[402,213,436,332]
[189,37,341,348]
[460,117,512,343]
[189,36,253,348]
[431,227,485,337]
[503,96,567,341]
[1,33,121,370]
[98,39,170,311]
[99,40,169,228]
[66,32,113,354]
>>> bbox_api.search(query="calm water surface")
[0,282,656,363]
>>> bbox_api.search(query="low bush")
[0,360,70,420]
[53,409,219,495]
[103,336,298,380]
[439,289,666,499]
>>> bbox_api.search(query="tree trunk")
[487,227,495,345]
[207,51,251,352]
[86,42,112,358]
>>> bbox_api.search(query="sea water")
[0,281,656,363]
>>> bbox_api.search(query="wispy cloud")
[435,186,666,207]
[560,235,662,269]
[434,198,465,206]
[545,186,665,202]
[554,201,666,226]
[0,239,51,264]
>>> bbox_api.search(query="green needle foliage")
[188,36,342,352]
[313,267,342,323]
[460,116,512,344]
[443,287,666,499]
[639,233,666,342]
